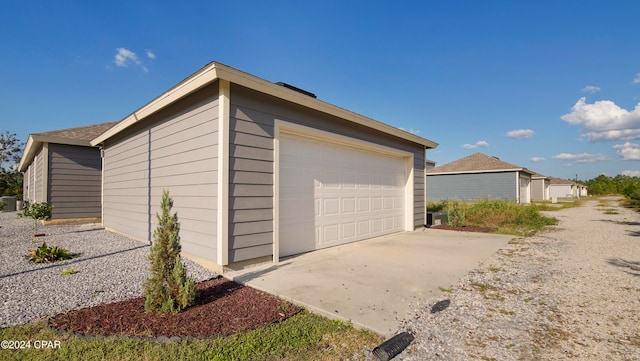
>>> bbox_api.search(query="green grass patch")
[0,311,381,361]
[427,199,558,236]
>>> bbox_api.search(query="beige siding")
[228,84,426,262]
[103,85,219,259]
[34,148,45,202]
[48,144,102,218]
[23,166,31,203]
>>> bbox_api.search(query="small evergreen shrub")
[28,242,74,263]
[447,200,466,227]
[0,201,7,211]
[143,190,196,313]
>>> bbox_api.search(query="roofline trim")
[426,168,533,176]
[18,134,92,172]
[90,62,438,149]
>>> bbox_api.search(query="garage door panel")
[279,133,406,257]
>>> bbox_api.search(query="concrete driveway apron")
[225,229,514,336]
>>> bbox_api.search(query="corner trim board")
[217,79,230,265]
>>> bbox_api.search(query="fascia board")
[91,63,219,145]
[426,168,523,176]
[19,134,92,172]
[214,63,438,149]
[91,62,439,149]
[18,136,37,172]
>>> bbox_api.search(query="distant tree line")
[583,174,640,206]
[0,131,24,198]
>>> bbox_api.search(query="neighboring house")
[425,152,533,204]
[531,173,550,201]
[578,184,588,197]
[548,176,583,198]
[90,61,439,273]
[18,122,118,219]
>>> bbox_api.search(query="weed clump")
[28,242,74,263]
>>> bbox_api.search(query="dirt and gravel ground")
[3,197,639,360]
[397,196,640,360]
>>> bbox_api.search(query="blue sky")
[1,0,640,180]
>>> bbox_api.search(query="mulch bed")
[429,225,497,233]
[49,276,301,338]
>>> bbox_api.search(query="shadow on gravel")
[606,258,640,277]
[0,244,149,280]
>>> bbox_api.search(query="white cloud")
[114,48,140,67]
[506,129,534,139]
[623,170,640,177]
[463,140,489,149]
[582,85,601,93]
[561,97,640,142]
[145,49,156,59]
[634,73,640,84]
[613,142,640,160]
[113,48,151,73]
[530,156,546,162]
[552,152,608,163]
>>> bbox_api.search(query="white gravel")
[396,196,640,360]
[0,212,216,328]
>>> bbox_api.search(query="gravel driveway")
[397,197,640,360]
[0,213,216,328]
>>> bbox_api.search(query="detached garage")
[91,61,438,272]
[19,122,117,219]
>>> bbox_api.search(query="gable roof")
[426,152,534,175]
[18,121,118,172]
[548,176,576,185]
[531,172,548,179]
[91,61,438,149]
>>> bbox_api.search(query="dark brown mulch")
[429,225,497,233]
[49,276,301,338]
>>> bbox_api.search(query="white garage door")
[279,132,407,257]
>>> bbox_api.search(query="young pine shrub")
[143,190,196,313]
[447,200,466,227]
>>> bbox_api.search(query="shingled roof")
[18,121,118,172]
[426,152,534,175]
[548,176,576,185]
[33,121,118,143]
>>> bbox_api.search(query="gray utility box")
[0,196,17,212]
[426,212,448,226]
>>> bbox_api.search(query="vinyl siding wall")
[426,172,516,202]
[23,166,32,203]
[102,85,219,259]
[549,184,573,198]
[531,179,549,201]
[228,84,425,263]
[48,144,102,218]
[23,147,46,204]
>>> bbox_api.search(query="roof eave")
[91,62,439,149]
[18,134,92,172]
[426,168,526,176]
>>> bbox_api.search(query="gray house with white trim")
[18,122,117,219]
[549,176,587,198]
[91,61,438,273]
[531,173,550,201]
[426,152,533,204]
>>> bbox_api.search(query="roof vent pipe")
[275,82,317,98]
